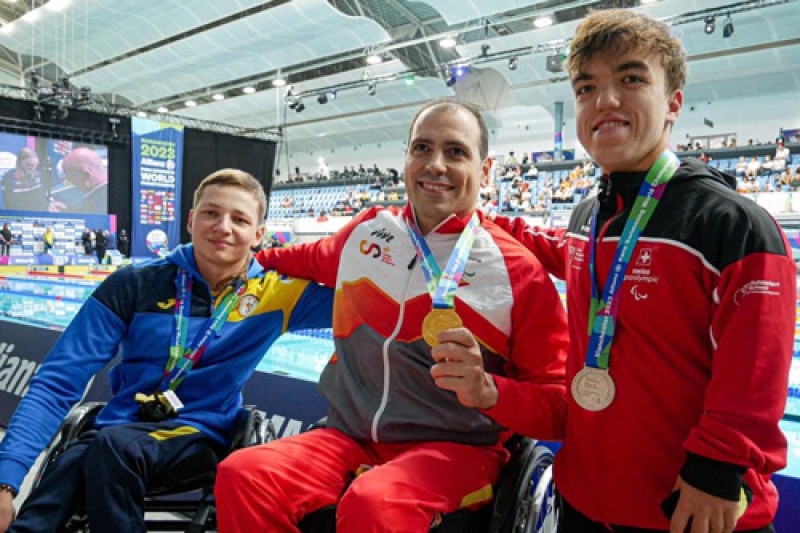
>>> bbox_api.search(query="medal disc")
[422,308,463,346]
[571,366,616,411]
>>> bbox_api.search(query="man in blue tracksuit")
[0,168,332,532]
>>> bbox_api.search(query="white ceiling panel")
[0,0,270,73]
[0,0,795,153]
[71,0,390,105]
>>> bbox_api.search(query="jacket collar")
[402,203,481,235]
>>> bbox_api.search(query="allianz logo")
[259,410,313,440]
[0,342,41,398]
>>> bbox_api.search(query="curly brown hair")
[565,8,687,94]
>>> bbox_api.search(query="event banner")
[130,117,184,258]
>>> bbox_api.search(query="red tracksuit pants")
[215,427,508,532]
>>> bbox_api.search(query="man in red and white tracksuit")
[215,100,569,532]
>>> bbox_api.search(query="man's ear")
[187,210,194,235]
[481,157,493,188]
[666,89,683,127]
[252,224,266,251]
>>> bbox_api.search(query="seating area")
[267,183,406,220]
[267,145,800,222]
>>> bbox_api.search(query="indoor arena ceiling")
[0,0,797,153]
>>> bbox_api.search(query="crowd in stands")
[492,157,598,214]
[269,179,407,219]
[268,137,799,221]
[731,142,800,193]
[278,162,402,185]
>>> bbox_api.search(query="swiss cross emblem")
[636,248,652,266]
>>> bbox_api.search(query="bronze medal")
[571,366,616,411]
[422,308,463,346]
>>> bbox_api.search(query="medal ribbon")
[161,269,248,392]
[585,150,679,370]
[406,212,480,309]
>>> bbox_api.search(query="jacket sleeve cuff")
[0,458,30,494]
[680,452,746,501]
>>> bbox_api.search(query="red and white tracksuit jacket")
[497,158,795,529]
[257,204,569,445]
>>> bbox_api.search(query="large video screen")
[0,132,108,215]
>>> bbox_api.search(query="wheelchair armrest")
[34,402,107,491]
[228,406,276,452]
[57,402,107,446]
[306,416,328,432]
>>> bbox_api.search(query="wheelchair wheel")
[511,445,558,533]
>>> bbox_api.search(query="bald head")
[63,148,107,192]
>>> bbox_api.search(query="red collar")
[402,204,481,235]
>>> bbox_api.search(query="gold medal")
[422,308,463,346]
[571,366,616,411]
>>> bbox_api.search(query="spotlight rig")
[28,73,93,120]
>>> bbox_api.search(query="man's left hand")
[430,328,498,409]
[670,476,740,533]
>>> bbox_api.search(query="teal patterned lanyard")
[161,269,247,392]
[406,212,480,309]
[585,150,680,369]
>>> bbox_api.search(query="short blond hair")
[193,169,267,221]
[566,9,687,94]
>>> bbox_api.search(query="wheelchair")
[296,422,559,533]
[32,401,273,532]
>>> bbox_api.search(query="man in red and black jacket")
[494,9,795,533]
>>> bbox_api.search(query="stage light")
[704,15,716,34]
[272,77,286,87]
[446,74,457,87]
[366,53,383,65]
[184,100,196,107]
[212,93,225,100]
[545,54,563,73]
[439,36,457,48]
[242,86,256,94]
[157,106,168,113]
[405,74,415,86]
[317,93,328,104]
[367,81,377,96]
[508,56,518,71]
[722,15,734,38]
[480,44,490,58]
[328,90,337,101]
[534,15,553,28]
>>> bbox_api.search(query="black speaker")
[546,54,563,73]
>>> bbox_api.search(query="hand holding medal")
[429,327,498,409]
[406,211,497,409]
[422,308,463,346]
